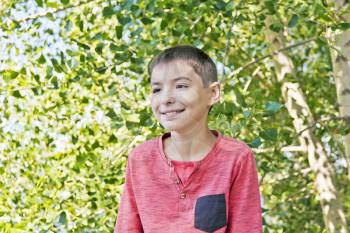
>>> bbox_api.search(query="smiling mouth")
[161,109,185,117]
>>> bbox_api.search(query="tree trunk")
[327,0,350,180]
[264,15,348,233]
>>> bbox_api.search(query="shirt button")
[174,179,180,184]
[180,192,186,199]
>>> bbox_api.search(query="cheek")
[150,98,159,115]
[185,93,203,106]
[150,96,156,107]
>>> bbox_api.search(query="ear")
[208,81,221,106]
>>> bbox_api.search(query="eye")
[176,84,189,89]
[152,88,160,93]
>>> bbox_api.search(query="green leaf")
[108,134,118,143]
[126,113,139,123]
[265,101,283,113]
[249,138,262,148]
[160,19,167,29]
[2,70,19,82]
[95,43,104,55]
[71,135,78,144]
[288,14,299,27]
[146,0,156,11]
[33,74,40,83]
[20,67,26,74]
[269,23,283,32]
[35,0,43,7]
[121,101,130,110]
[12,90,23,98]
[38,54,46,64]
[340,126,350,136]
[114,52,129,64]
[314,3,326,16]
[132,27,143,37]
[58,211,67,225]
[260,128,278,141]
[262,216,267,226]
[214,0,226,11]
[121,0,133,10]
[233,88,247,107]
[316,37,328,47]
[50,76,59,89]
[265,0,276,14]
[75,154,87,168]
[106,108,119,120]
[73,39,90,50]
[126,120,139,130]
[47,1,59,8]
[79,20,84,32]
[91,140,100,149]
[96,66,107,74]
[116,25,123,39]
[44,28,54,35]
[130,4,141,16]
[141,17,153,25]
[331,23,350,31]
[65,20,72,31]
[60,52,66,67]
[243,110,250,118]
[51,59,63,73]
[32,87,40,96]
[222,101,235,114]
[117,14,132,25]
[8,20,21,30]
[60,0,69,5]
[103,6,114,17]
[110,43,121,52]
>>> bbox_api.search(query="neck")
[169,126,217,161]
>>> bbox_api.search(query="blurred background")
[0,0,350,232]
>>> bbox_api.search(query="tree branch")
[222,19,234,77]
[222,37,317,83]
[254,146,307,153]
[293,115,350,139]
[3,0,96,25]
[221,1,242,78]
[252,115,349,155]
[178,15,203,44]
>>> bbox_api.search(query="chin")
[161,123,184,132]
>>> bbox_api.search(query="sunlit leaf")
[288,14,299,27]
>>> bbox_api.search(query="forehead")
[151,60,201,85]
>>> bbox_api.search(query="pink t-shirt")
[172,160,197,186]
[115,130,262,233]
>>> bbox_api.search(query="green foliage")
[0,0,349,232]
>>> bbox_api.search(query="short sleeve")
[114,156,144,232]
[227,149,263,233]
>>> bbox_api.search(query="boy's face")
[150,59,219,133]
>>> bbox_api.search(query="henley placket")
[165,157,202,212]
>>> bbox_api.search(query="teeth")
[163,109,184,117]
[166,111,178,116]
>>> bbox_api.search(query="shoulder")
[220,135,252,153]
[127,136,159,161]
[219,135,255,161]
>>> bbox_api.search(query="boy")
[115,45,262,232]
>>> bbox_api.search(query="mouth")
[161,109,185,118]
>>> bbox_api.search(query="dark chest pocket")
[194,193,227,232]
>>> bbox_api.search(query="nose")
[161,88,175,105]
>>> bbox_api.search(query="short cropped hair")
[147,45,218,88]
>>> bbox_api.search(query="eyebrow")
[151,77,192,86]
